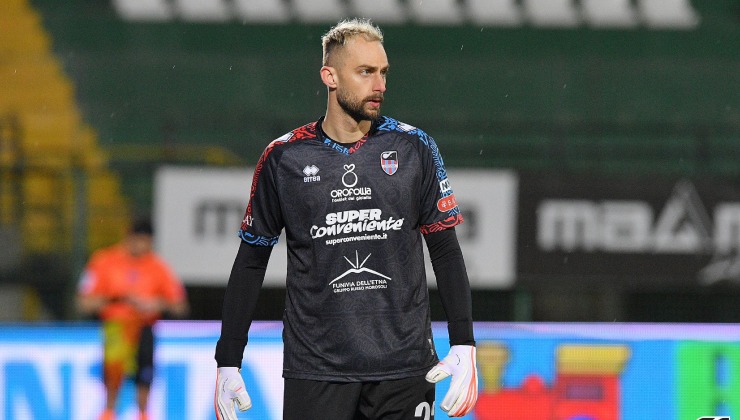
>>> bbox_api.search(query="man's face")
[126,233,153,257]
[333,37,389,122]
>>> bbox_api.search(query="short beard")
[337,88,382,123]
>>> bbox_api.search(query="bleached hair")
[321,18,384,66]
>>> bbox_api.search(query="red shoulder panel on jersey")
[241,122,318,231]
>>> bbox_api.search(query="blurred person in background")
[77,219,189,420]
[215,18,477,419]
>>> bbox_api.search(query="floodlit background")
[1,0,739,418]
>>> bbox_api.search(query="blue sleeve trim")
[237,230,279,246]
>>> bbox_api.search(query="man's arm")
[163,299,190,319]
[424,227,478,417]
[423,227,474,345]
[76,294,109,317]
[215,240,273,367]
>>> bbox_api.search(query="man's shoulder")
[259,121,320,161]
[143,252,174,269]
[90,244,125,263]
[271,121,319,145]
[375,116,436,146]
[376,116,419,134]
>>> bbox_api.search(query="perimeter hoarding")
[153,166,518,288]
[1,322,739,420]
[517,175,740,289]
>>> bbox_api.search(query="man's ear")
[320,66,338,89]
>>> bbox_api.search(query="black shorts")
[283,375,435,420]
[102,322,155,386]
[134,325,155,386]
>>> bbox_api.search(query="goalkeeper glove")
[215,367,251,420]
[425,345,478,417]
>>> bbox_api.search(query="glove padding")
[425,345,478,417]
[215,367,252,419]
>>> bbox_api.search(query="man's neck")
[322,108,372,143]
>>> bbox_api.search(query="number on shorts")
[415,401,435,419]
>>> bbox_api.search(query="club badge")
[380,151,399,176]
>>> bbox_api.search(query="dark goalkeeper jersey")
[239,116,463,381]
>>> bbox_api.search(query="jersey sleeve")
[156,259,187,303]
[77,251,108,297]
[416,130,464,234]
[238,140,285,246]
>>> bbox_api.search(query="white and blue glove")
[425,345,478,417]
[215,367,252,420]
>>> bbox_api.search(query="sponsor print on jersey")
[330,251,390,294]
[439,178,452,193]
[331,164,372,203]
[342,164,358,187]
[380,151,399,175]
[437,193,458,212]
[242,214,253,227]
[311,208,404,244]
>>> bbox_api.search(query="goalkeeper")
[215,18,477,419]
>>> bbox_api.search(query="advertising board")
[518,175,740,289]
[2,322,739,419]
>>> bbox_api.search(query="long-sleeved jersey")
[238,116,464,381]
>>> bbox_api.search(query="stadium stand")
[0,0,130,318]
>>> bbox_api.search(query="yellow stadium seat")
[75,125,110,170]
[0,0,130,256]
[17,110,81,168]
[20,171,75,252]
[0,14,51,55]
[86,171,130,251]
[0,0,30,13]
[87,172,126,206]
[0,82,76,114]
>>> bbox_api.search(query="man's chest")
[102,263,160,295]
[276,140,422,209]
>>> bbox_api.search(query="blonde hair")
[321,18,384,66]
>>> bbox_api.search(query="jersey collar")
[316,116,382,156]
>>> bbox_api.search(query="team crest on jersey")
[380,151,399,175]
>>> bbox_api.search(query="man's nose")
[374,74,386,93]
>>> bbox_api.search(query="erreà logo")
[303,164,320,183]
